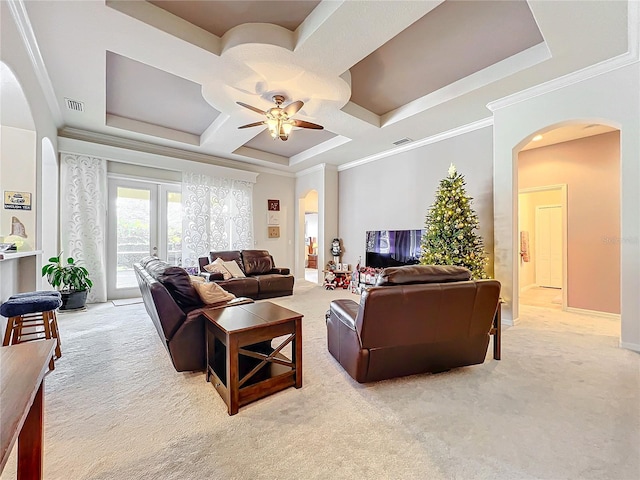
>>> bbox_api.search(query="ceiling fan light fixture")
[282,121,294,136]
[236,95,324,141]
[266,118,279,138]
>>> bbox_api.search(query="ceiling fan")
[237,95,323,141]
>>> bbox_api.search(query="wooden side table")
[202,302,303,415]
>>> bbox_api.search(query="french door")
[107,177,182,299]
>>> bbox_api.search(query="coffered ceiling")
[18,0,631,173]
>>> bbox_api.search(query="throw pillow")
[158,267,202,309]
[193,281,236,305]
[203,261,232,280]
[190,275,205,284]
[223,260,246,278]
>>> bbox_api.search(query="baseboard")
[619,341,640,353]
[499,305,518,327]
[565,307,621,320]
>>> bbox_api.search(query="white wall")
[492,61,640,351]
[252,171,296,269]
[0,126,36,246]
[338,126,494,273]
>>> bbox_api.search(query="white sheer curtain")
[60,153,108,303]
[182,172,253,267]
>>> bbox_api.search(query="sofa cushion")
[204,258,232,280]
[140,255,159,267]
[158,267,203,309]
[255,274,294,294]
[209,251,244,274]
[242,250,274,275]
[145,259,171,279]
[215,277,259,298]
[193,281,236,305]
[376,265,471,286]
[223,260,246,278]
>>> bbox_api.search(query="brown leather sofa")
[326,265,501,383]
[134,256,253,372]
[198,250,294,299]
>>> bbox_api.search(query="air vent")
[392,137,412,146]
[64,98,84,112]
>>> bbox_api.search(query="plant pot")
[60,290,88,310]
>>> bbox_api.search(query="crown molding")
[487,0,640,112]
[58,128,295,177]
[384,42,550,127]
[337,117,493,172]
[8,0,63,126]
[289,135,352,166]
[295,163,329,178]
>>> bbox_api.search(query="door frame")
[518,184,568,310]
[106,175,181,300]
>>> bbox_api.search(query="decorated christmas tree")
[420,164,489,279]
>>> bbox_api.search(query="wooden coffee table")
[202,302,303,415]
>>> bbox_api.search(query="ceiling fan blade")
[293,120,324,130]
[238,121,265,129]
[236,101,265,115]
[283,100,304,116]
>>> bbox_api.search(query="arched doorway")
[514,121,621,328]
[0,61,39,303]
[0,61,37,246]
[302,190,319,283]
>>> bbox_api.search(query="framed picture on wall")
[268,199,280,211]
[268,226,280,238]
[267,211,280,225]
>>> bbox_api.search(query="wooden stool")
[1,293,63,370]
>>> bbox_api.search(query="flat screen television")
[365,229,424,268]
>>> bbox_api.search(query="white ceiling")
[18,0,631,174]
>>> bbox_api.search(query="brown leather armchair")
[326,265,501,383]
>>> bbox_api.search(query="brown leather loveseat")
[198,250,294,299]
[326,265,501,383]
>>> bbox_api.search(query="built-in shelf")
[0,250,42,261]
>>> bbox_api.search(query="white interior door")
[535,205,562,288]
[107,178,181,299]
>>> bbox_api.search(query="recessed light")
[532,134,543,141]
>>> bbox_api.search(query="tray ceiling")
[148,0,321,38]
[19,0,631,173]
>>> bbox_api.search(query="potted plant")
[42,252,93,310]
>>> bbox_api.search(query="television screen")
[365,229,424,268]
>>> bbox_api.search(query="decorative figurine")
[324,270,337,290]
[331,238,342,265]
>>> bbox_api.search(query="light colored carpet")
[2,282,638,480]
